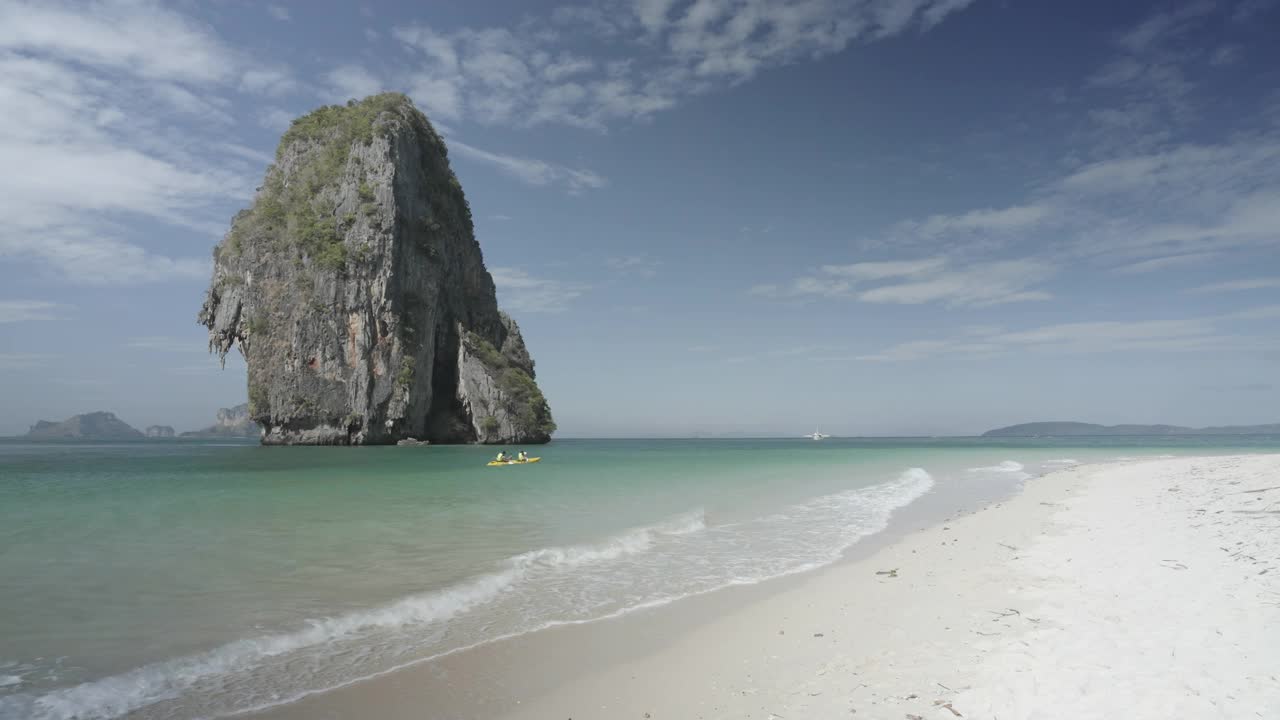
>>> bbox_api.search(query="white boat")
[805,427,830,440]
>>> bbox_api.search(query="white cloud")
[298,60,604,193]
[408,73,463,120]
[920,0,978,28]
[327,64,384,102]
[866,203,1055,253]
[726,343,835,364]
[490,267,588,313]
[151,83,235,124]
[1188,277,1280,294]
[856,339,997,362]
[2,229,210,284]
[240,67,297,96]
[543,54,595,82]
[220,143,275,167]
[1227,304,1280,321]
[126,336,207,353]
[1201,382,1273,393]
[825,6,1280,291]
[1112,252,1219,274]
[1082,2,1215,136]
[821,258,946,280]
[635,0,679,33]
[757,256,1054,307]
[881,130,1280,275]
[1059,142,1280,198]
[1113,1,1214,55]
[0,0,238,84]
[1210,44,1242,67]
[0,353,56,370]
[862,3,1280,274]
[0,123,240,225]
[0,2,288,284]
[904,205,1051,238]
[450,139,607,193]
[857,317,1232,362]
[1231,0,1278,22]
[605,255,660,277]
[997,319,1212,348]
[266,4,291,22]
[0,300,62,323]
[166,363,226,376]
[858,259,1053,306]
[392,0,976,129]
[258,107,297,131]
[551,5,634,37]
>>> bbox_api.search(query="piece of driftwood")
[933,700,964,716]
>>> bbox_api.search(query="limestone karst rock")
[199,94,553,445]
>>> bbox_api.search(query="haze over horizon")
[2,0,1278,437]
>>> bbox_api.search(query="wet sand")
[248,455,1280,720]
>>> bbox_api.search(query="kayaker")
[495,451,508,463]
[517,451,527,462]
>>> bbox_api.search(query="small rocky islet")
[199,93,554,446]
[23,411,144,441]
[180,404,258,438]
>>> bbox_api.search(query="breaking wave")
[967,460,1026,473]
[2,472,931,720]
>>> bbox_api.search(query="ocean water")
[0,436,1275,720]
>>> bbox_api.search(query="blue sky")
[1,0,1278,437]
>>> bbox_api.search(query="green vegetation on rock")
[498,368,557,437]
[467,331,507,369]
[396,355,416,392]
[246,315,269,337]
[225,94,420,272]
[466,332,556,438]
[277,93,409,157]
[248,384,269,416]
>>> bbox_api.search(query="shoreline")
[246,454,1280,720]
[242,463,1024,720]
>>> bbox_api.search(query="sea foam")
[967,460,1026,473]
[2,474,929,720]
[0,512,708,720]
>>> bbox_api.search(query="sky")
[1,0,1278,437]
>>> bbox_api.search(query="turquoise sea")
[1,436,1276,720]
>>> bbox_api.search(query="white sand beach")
[253,455,1280,720]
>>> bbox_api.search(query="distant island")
[984,421,1280,437]
[180,404,259,439]
[24,411,145,441]
[16,406,259,441]
[145,425,175,438]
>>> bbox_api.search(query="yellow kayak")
[486,457,541,467]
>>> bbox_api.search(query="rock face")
[181,404,259,438]
[144,425,175,438]
[24,412,144,441]
[198,94,554,446]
